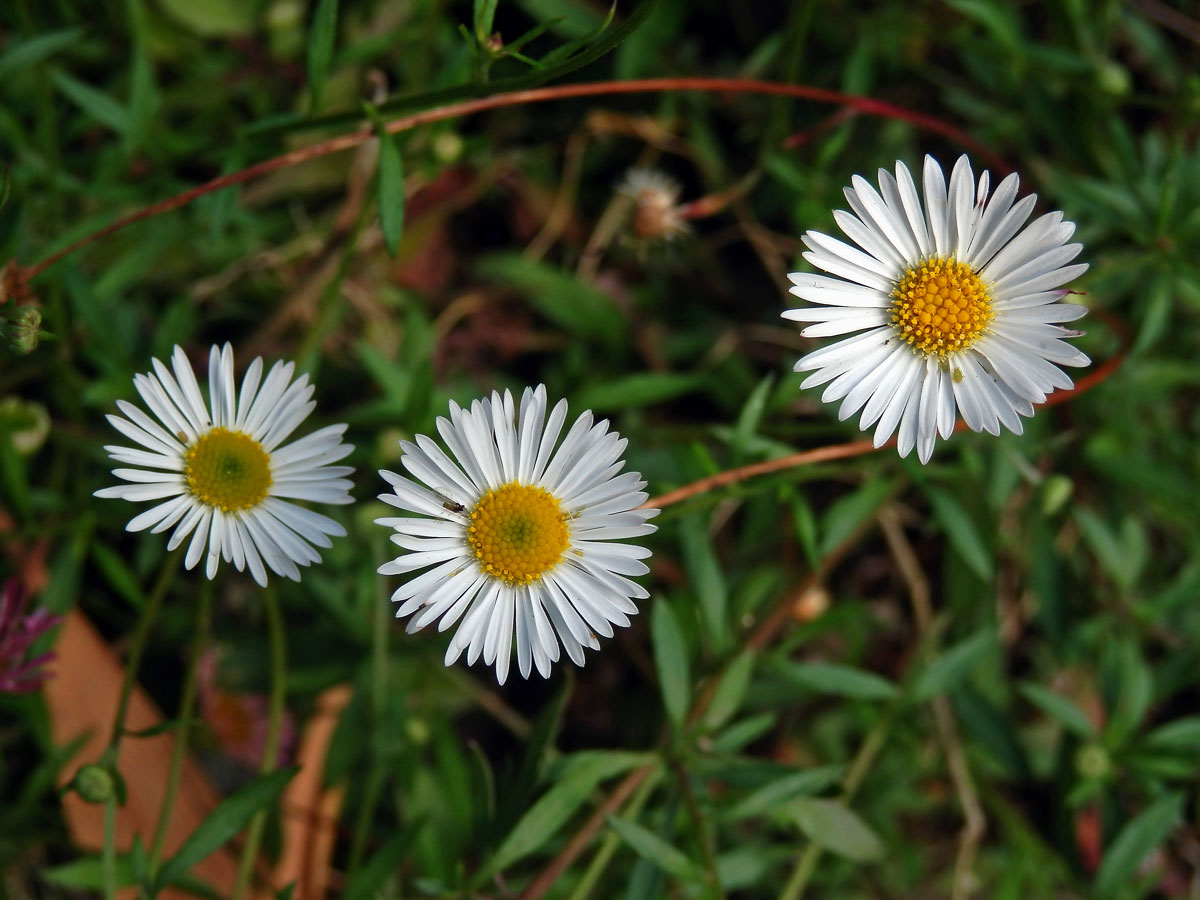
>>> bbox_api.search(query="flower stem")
[147,577,212,881]
[232,585,287,900]
[101,798,118,900]
[347,556,391,876]
[101,550,178,766]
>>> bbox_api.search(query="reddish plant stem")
[25,77,1003,280]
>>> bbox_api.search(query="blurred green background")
[1,0,1199,897]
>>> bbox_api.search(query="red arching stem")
[24,77,1005,280]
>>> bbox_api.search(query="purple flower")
[0,579,60,693]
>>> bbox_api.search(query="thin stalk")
[776,713,893,900]
[674,763,724,899]
[102,798,118,900]
[232,586,287,900]
[147,578,212,880]
[347,555,392,876]
[101,550,178,765]
[566,771,659,900]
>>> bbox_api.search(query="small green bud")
[2,305,42,355]
[72,764,117,804]
[1074,743,1111,781]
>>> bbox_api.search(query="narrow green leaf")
[790,797,885,862]
[41,856,134,889]
[725,767,845,821]
[473,0,500,39]
[651,600,690,727]
[1019,683,1097,738]
[1141,716,1200,751]
[776,661,899,701]
[605,814,705,882]
[679,514,728,652]
[924,486,992,580]
[90,543,145,610]
[912,629,996,702]
[1093,793,1183,900]
[343,831,408,900]
[574,372,706,413]
[730,375,773,461]
[703,652,756,731]
[156,767,299,888]
[362,102,405,257]
[819,478,894,557]
[0,27,84,80]
[306,0,339,109]
[479,753,653,877]
[51,69,130,135]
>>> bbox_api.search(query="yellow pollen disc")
[890,257,993,357]
[184,427,273,512]
[467,481,570,586]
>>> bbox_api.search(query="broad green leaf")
[789,797,885,862]
[1019,683,1096,738]
[51,70,130,135]
[911,629,996,703]
[479,752,653,877]
[775,661,898,701]
[725,766,844,821]
[651,600,690,727]
[1093,793,1183,900]
[156,767,299,888]
[306,0,339,109]
[924,486,992,580]
[0,27,84,80]
[363,102,405,256]
[157,0,256,35]
[679,514,728,652]
[605,814,705,882]
[703,652,756,731]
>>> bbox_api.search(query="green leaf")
[775,661,899,701]
[90,543,145,610]
[574,372,706,413]
[41,856,135,889]
[1019,683,1097,738]
[343,831,408,900]
[363,102,405,257]
[306,0,339,109]
[157,0,255,36]
[924,486,992,580]
[1141,716,1200,751]
[703,652,756,731]
[605,814,705,882]
[789,797,885,862]
[1093,793,1183,900]
[819,478,895,557]
[679,514,728,652]
[474,0,500,39]
[730,375,774,461]
[0,27,84,80]
[725,766,845,821]
[476,254,625,345]
[51,69,130,135]
[651,600,690,727]
[911,629,996,703]
[156,767,299,888]
[479,752,653,878]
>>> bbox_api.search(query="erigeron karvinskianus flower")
[783,154,1089,463]
[96,344,353,586]
[376,385,658,684]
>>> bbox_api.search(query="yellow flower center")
[184,427,273,512]
[890,257,993,357]
[467,481,570,586]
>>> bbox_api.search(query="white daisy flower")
[376,385,658,685]
[95,344,354,587]
[783,154,1090,463]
